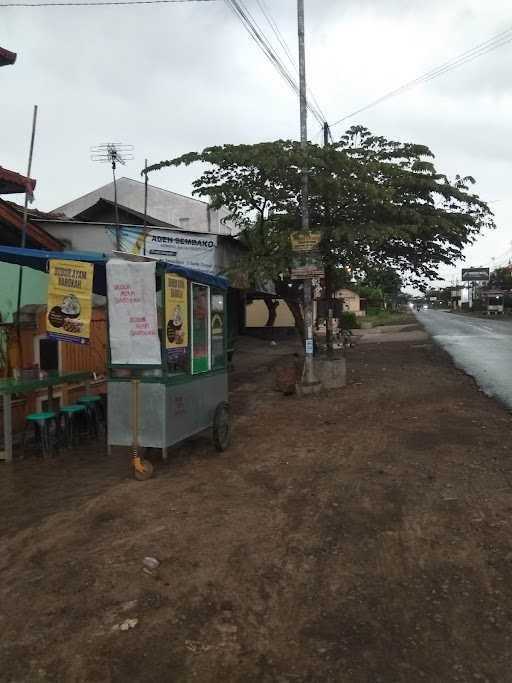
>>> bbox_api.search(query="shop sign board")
[107,226,218,274]
[46,259,94,345]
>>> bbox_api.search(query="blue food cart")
[106,258,230,480]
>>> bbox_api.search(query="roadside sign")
[462,267,490,282]
[291,231,321,253]
[305,338,314,354]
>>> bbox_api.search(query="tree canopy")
[144,125,494,291]
[488,267,512,291]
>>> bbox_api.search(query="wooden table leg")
[3,393,12,462]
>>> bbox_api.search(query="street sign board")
[462,267,489,282]
[291,231,321,253]
[290,232,324,279]
[290,250,324,279]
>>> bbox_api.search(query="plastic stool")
[60,404,87,448]
[78,395,102,438]
[24,411,58,457]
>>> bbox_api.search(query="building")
[53,177,239,236]
[0,185,62,324]
[334,288,364,316]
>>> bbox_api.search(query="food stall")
[106,256,230,479]
[0,247,230,476]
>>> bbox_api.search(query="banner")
[106,259,161,366]
[165,273,188,364]
[106,226,219,274]
[47,259,94,345]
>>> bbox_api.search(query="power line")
[226,0,321,121]
[330,24,512,129]
[0,0,213,6]
[254,0,328,124]
[224,0,325,126]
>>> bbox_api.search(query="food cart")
[106,257,230,480]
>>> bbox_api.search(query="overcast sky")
[1,0,511,288]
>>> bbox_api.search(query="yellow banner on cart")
[165,273,188,362]
[47,259,94,345]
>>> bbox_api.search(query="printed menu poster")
[47,259,94,345]
[165,273,188,363]
[192,284,209,374]
[106,259,161,366]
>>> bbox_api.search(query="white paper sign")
[107,259,161,366]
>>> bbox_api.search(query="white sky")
[1,0,511,288]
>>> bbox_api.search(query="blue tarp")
[0,246,229,294]
[164,262,229,290]
[0,245,108,294]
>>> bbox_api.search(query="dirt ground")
[3,326,512,682]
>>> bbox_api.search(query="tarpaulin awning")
[0,246,229,294]
[164,262,229,290]
[0,245,108,294]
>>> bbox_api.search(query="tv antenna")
[91,142,134,250]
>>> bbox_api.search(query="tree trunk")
[286,299,305,341]
[263,296,279,327]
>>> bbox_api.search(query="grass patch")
[363,311,414,327]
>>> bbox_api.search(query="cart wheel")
[133,458,154,481]
[213,402,230,452]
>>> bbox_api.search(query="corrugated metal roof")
[0,199,63,250]
[0,166,36,196]
[0,46,16,67]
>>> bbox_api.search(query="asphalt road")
[418,309,512,409]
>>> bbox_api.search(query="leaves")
[143,127,495,290]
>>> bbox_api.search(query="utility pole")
[323,121,329,147]
[15,104,38,365]
[297,0,316,385]
[322,120,334,354]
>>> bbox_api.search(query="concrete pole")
[297,0,316,384]
[16,104,38,366]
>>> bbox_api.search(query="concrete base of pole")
[296,379,322,397]
[313,356,347,390]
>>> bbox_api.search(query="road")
[418,309,512,409]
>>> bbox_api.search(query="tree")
[144,128,494,340]
[359,267,403,302]
[488,267,512,291]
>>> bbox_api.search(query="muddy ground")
[2,328,512,682]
